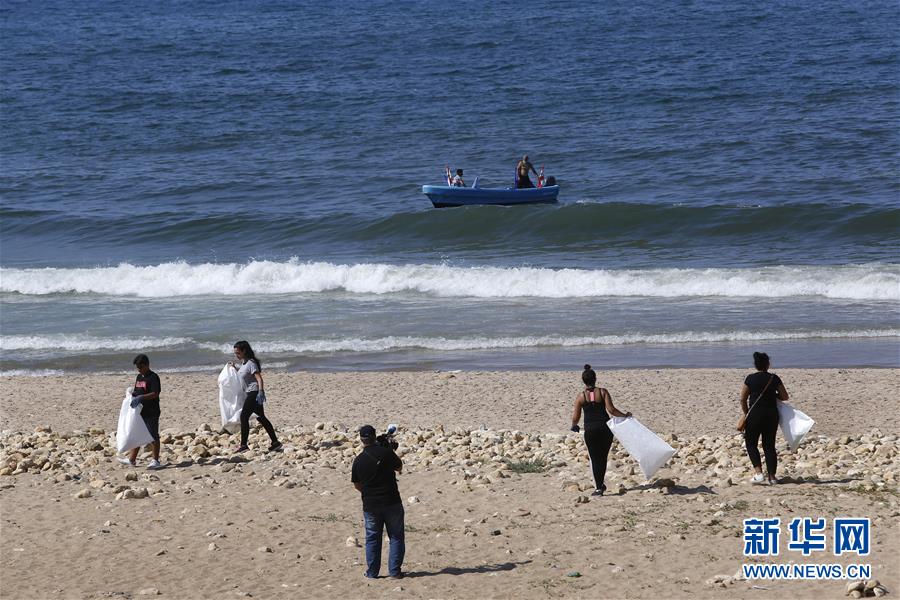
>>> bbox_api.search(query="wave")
[200,330,900,354]
[2,260,898,300]
[152,361,290,373]
[1,202,898,250]
[0,369,66,377]
[0,335,192,351]
[0,363,291,377]
[4,330,895,356]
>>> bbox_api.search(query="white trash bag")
[116,387,154,454]
[608,416,677,480]
[218,364,246,433]
[777,402,815,451]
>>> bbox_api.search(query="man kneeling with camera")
[351,425,404,579]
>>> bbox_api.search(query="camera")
[375,424,399,451]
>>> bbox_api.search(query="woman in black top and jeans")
[740,352,789,485]
[570,364,631,496]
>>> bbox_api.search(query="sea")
[1,0,898,375]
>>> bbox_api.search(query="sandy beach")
[1,368,897,599]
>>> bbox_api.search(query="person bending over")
[230,340,282,453]
[351,425,405,579]
[739,352,788,485]
[118,354,163,469]
[570,364,631,496]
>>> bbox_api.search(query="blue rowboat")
[422,184,560,208]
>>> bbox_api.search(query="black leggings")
[584,424,614,490]
[744,413,778,476]
[240,391,278,447]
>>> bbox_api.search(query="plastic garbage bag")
[116,387,154,454]
[777,402,814,451]
[218,364,246,433]
[607,416,677,480]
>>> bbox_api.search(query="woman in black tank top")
[570,364,632,496]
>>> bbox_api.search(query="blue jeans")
[363,503,405,577]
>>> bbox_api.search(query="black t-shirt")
[351,445,402,511]
[744,371,783,410]
[134,370,161,419]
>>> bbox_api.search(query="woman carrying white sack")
[738,351,789,485]
[230,340,282,453]
[570,364,631,496]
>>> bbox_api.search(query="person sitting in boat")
[451,168,465,187]
[516,155,538,188]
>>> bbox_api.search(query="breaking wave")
[2,260,898,300]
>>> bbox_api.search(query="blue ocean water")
[1,0,898,373]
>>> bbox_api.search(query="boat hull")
[422,185,559,207]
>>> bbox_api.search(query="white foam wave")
[0,369,65,377]
[1,260,898,300]
[200,329,900,354]
[0,363,291,377]
[153,361,289,374]
[0,335,192,352]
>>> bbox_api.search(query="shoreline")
[3,361,900,377]
[4,336,900,376]
[4,335,898,376]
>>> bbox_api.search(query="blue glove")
[130,394,144,408]
[570,424,580,433]
[256,390,267,405]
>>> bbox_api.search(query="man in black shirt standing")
[117,353,163,469]
[351,425,404,579]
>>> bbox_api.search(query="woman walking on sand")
[570,364,631,496]
[230,340,282,453]
[738,352,789,485]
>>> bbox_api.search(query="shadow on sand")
[403,560,532,578]
[151,459,196,470]
[624,483,716,496]
[776,476,861,485]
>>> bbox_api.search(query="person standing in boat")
[516,155,538,188]
[451,168,465,187]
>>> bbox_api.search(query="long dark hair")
[581,363,597,388]
[753,351,770,371]
[234,340,261,371]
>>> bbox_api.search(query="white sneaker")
[750,473,766,485]
[117,457,136,467]
[147,459,162,470]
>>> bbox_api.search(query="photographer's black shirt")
[351,445,402,512]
